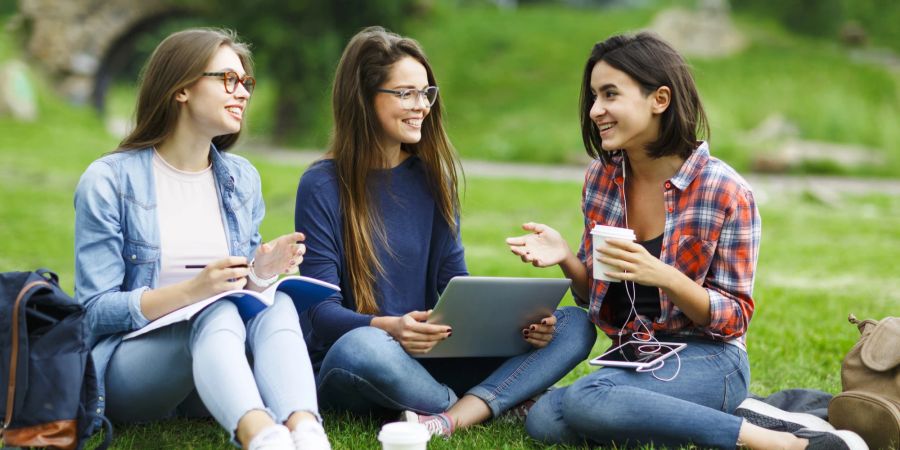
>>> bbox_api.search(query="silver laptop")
[414,276,570,358]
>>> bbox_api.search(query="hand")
[523,314,556,348]
[188,256,249,300]
[252,232,306,279]
[506,222,570,267]
[597,238,675,288]
[385,311,452,355]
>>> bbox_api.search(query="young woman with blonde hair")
[75,28,329,450]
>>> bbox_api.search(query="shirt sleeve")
[436,218,468,294]
[294,171,373,344]
[703,187,761,339]
[572,168,594,308]
[74,161,151,337]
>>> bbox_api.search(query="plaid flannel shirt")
[576,142,761,347]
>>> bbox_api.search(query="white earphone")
[616,152,682,382]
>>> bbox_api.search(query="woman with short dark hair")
[508,32,863,449]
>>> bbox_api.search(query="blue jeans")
[525,336,750,449]
[105,292,320,443]
[316,306,596,417]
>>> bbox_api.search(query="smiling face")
[589,60,664,154]
[374,56,431,152]
[177,45,250,139]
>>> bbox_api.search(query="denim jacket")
[73,146,264,419]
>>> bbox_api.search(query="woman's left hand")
[252,232,306,279]
[523,314,556,348]
[597,238,674,288]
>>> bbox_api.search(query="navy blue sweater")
[294,156,467,367]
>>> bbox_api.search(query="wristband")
[248,258,278,287]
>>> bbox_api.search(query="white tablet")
[589,340,686,370]
[414,276,570,358]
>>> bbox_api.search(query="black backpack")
[0,270,111,450]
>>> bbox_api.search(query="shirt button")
[615,176,624,184]
[664,181,672,189]
[98,396,104,401]
[130,255,136,260]
[96,408,103,414]
[667,207,674,213]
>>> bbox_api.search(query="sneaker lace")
[421,416,448,436]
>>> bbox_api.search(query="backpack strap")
[88,415,113,450]
[35,269,59,284]
[2,280,51,432]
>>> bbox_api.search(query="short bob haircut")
[579,32,709,163]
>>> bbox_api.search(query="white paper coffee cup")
[378,421,430,450]
[590,225,636,282]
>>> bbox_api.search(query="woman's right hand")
[187,256,250,301]
[378,311,452,355]
[506,222,570,267]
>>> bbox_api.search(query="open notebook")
[123,275,339,340]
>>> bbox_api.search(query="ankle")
[793,437,810,450]
[286,410,318,430]
[237,409,276,448]
[442,412,457,433]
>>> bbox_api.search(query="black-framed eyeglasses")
[376,86,439,110]
[202,71,256,94]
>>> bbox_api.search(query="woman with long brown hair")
[294,26,596,437]
[74,28,329,449]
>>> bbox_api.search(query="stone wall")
[17,0,187,105]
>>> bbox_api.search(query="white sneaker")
[247,424,294,450]
[291,420,331,450]
[793,428,869,450]
[735,398,835,433]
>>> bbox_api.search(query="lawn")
[1,4,898,448]
[1,108,897,447]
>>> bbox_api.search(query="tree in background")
[213,0,420,144]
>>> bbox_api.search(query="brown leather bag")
[828,315,900,449]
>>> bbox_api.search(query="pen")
[184,264,249,269]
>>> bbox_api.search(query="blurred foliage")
[733,0,900,51]
[204,0,420,144]
[0,1,16,15]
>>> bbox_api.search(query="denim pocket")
[722,364,749,413]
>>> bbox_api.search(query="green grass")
[3,112,898,447]
[404,4,900,174]
[1,8,898,449]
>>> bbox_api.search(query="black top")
[604,233,663,327]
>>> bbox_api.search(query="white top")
[152,150,229,288]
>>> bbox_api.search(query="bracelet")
[248,258,278,287]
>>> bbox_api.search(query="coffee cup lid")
[590,225,636,239]
[378,421,430,445]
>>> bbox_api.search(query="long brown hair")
[118,28,253,152]
[330,26,461,314]
[579,32,709,163]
